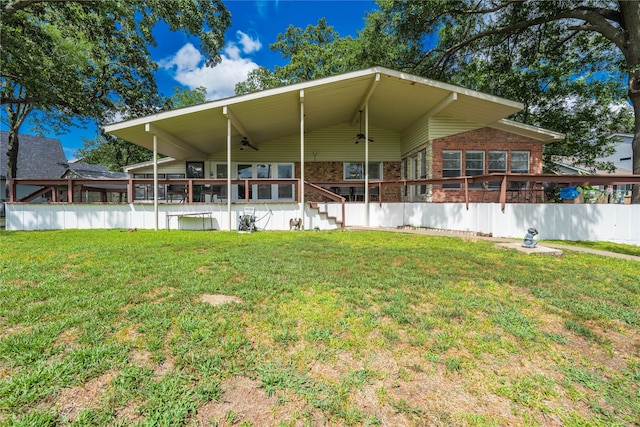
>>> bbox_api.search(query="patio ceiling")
[104,67,525,160]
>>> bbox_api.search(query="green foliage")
[236,18,363,94]
[370,0,637,173]
[1,1,230,177]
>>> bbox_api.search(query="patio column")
[226,112,232,231]
[300,90,305,224]
[364,103,370,227]
[153,134,158,231]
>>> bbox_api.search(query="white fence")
[5,202,640,246]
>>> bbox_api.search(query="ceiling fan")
[240,136,259,151]
[354,110,374,144]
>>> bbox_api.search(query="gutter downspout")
[300,90,305,225]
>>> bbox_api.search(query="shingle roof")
[0,131,68,179]
[63,161,127,179]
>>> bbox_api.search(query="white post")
[364,104,370,227]
[300,90,305,224]
[153,134,158,231]
[227,114,232,231]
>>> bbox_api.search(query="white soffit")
[103,67,527,158]
[492,119,565,143]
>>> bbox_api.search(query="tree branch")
[431,6,627,60]
[2,0,96,18]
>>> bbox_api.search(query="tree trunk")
[631,86,640,204]
[4,103,31,180]
[7,128,19,181]
[621,1,640,203]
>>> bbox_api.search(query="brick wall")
[295,161,402,202]
[430,127,545,203]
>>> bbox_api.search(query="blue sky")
[1,0,379,160]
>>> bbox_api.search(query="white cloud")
[237,31,262,54]
[160,31,262,100]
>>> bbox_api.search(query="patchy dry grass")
[1,229,638,426]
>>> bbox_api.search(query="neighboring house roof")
[105,67,564,160]
[549,133,634,175]
[0,131,68,179]
[62,161,128,179]
[122,156,176,174]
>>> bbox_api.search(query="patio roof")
[104,67,546,161]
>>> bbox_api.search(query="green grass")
[543,239,640,257]
[1,229,639,426]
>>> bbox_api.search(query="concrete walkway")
[346,226,640,262]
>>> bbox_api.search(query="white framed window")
[214,162,294,202]
[344,162,382,180]
[511,151,530,174]
[419,149,428,194]
[442,150,462,189]
[488,151,507,189]
[256,164,272,200]
[401,158,408,197]
[465,150,484,189]
[277,164,294,200]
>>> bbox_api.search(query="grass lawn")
[1,229,639,426]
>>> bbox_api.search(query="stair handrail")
[304,182,346,228]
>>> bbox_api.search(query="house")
[62,160,128,203]
[1,131,68,205]
[0,132,126,210]
[7,70,640,242]
[550,133,634,203]
[108,67,563,210]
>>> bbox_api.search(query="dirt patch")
[145,286,176,304]
[47,371,113,422]
[116,398,144,425]
[130,349,154,368]
[200,294,243,306]
[153,356,175,379]
[194,376,307,426]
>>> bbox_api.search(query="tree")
[372,0,639,202]
[1,0,230,180]
[76,86,208,171]
[236,18,361,94]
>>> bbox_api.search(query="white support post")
[224,107,232,231]
[153,134,158,231]
[300,90,305,224]
[364,104,370,227]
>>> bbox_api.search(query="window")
[488,151,507,189]
[419,149,428,194]
[256,164,272,199]
[344,162,382,180]
[133,173,167,200]
[442,150,461,189]
[186,162,204,201]
[465,151,484,189]
[214,164,227,179]
[237,164,252,199]
[226,162,294,202]
[401,158,408,196]
[511,151,530,174]
[277,164,294,200]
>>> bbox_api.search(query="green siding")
[429,116,480,140]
